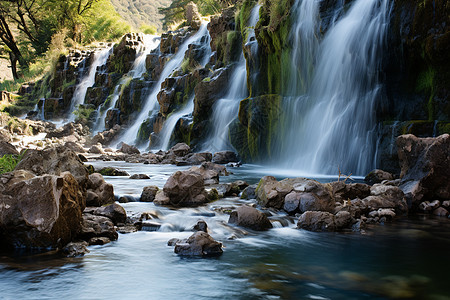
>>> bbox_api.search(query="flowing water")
[93,35,160,134]
[157,30,212,150]
[277,0,391,176]
[119,23,210,147]
[1,161,449,299]
[202,5,260,152]
[68,47,112,122]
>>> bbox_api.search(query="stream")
[1,162,449,299]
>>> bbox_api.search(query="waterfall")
[93,35,160,134]
[158,30,211,150]
[278,0,391,176]
[68,47,112,121]
[202,4,261,152]
[119,23,210,146]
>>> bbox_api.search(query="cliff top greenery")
[0,0,131,89]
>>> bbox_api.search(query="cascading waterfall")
[119,23,210,146]
[278,0,391,176]
[93,35,160,133]
[202,4,261,152]
[68,46,112,121]
[158,31,211,150]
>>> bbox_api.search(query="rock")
[169,142,191,157]
[97,167,130,176]
[118,195,139,203]
[442,200,450,208]
[0,172,85,250]
[80,213,118,241]
[228,206,272,231]
[160,170,208,207]
[153,191,170,206]
[174,231,223,256]
[365,169,394,185]
[283,191,301,214]
[141,186,159,202]
[0,128,12,142]
[89,237,111,245]
[329,181,371,203]
[84,203,126,224]
[361,184,408,213]
[119,143,140,155]
[0,141,19,156]
[168,238,182,246]
[241,184,257,200]
[129,174,150,179]
[88,144,104,154]
[61,241,90,257]
[185,152,212,164]
[433,207,449,217]
[255,176,291,209]
[397,134,450,204]
[368,208,396,219]
[188,164,220,185]
[185,2,201,26]
[297,211,352,232]
[212,151,238,164]
[14,146,88,184]
[64,141,85,153]
[86,173,114,206]
[193,220,208,232]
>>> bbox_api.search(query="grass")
[0,151,26,175]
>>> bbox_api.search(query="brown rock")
[161,170,208,207]
[119,143,140,155]
[0,172,85,250]
[0,141,19,156]
[141,186,159,202]
[174,231,223,256]
[365,169,394,185]
[80,213,118,241]
[433,207,449,217]
[86,173,114,206]
[84,203,126,224]
[228,206,272,231]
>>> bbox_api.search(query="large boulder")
[169,143,191,157]
[0,141,19,157]
[361,183,408,214]
[86,173,114,206]
[14,146,89,184]
[397,134,450,206]
[174,231,223,256]
[364,169,394,185]
[297,211,353,232]
[140,186,159,202]
[119,143,140,155]
[80,213,118,242]
[158,170,208,207]
[228,206,272,231]
[0,171,85,250]
[256,176,334,212]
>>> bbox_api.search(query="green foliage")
[159,0,222,30]
[110,0,171,32]
[0,151,25,175]
[72,104,96,125]
[140,24,157,35]
[416,67,436,121]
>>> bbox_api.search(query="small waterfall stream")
[93,35,160,133]
[68,47,112,121]
[157,31,211,150]
[278,0,391,176]
[202,4,261,152]
[119,23,210,146]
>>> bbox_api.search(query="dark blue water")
[1,163,449,299]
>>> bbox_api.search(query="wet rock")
[297,211,352,232]
[174,231,223,256]
[86,173,114,206]
[368,208,396,220]
[119,143,140,155]
[84,203,126,225]
[329,181,371,203]
[283,192,301,214]
[419,200,440,211]
[46,122,88,139]
[228,206,272,231]
[14,146,88,184]
[185,152,212,164]
[0,128,12,142]
[141,186,159,202]
[118,195,139,203]
[153,190,170,206]
[159,170,208,207]
[0,172,85,250]
[185,2,201,27]
[189,163,220,185]
[80,213,118,241]
[0,141,19,156]
[61,241,90,257]
[212,151,238,164]
[442,200,450,208]
[241,184,257,199]
[433,207,449,217]
[361,184,408,213]
[168,238,182,246]
[129,174,150,179]
[365,169,394,185]
[88,237,111,245]
[193,220,208,232]
[397,134,450,204]
[169,143,191,157]
[97,167,129,176]
[88,144,104,154]
[255,176,291,209]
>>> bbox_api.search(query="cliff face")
[19,0,450,174]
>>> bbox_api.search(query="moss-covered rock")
[230,94,282,161]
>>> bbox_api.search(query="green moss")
[0,151,26,175]
[416,67,436,121]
